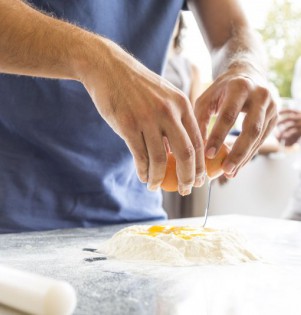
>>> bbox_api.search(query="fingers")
[278,116,301,126]
[125,92,204,195]
[278,117,301,138]
[165,121,197,196]
[222,105,266,175]
[279,124,301,136]
[143,129,167,191]
[195,73,277,180]
[163,136,171,153]
[194,86,217,141]
[280,127,301,146]
[225,104,278,178]
[124,131,149,183]
[225,112,277,178]
[127,120,204,195]
[181,112,206,187]
[219,80,276,177]
[160,94,205,195]
[204,78,250,160]
[279,109,299,116]
[284,133,300,146]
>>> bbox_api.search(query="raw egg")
[160,143,230,192]
[138,225,217,240]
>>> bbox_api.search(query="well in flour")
[98,225,260,266]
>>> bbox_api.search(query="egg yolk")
[138,225,216,240]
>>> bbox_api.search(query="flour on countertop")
[98,225,260,266]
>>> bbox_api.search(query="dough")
[98,225,260,266]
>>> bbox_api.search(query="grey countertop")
[1,215,301,315]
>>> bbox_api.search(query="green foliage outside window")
[258,0,301,97]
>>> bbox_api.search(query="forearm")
[188,0,267,80]
[210,27,267,80]
[0,0,109,81]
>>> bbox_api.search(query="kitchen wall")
[192,149,300,218]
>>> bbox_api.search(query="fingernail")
[147,183,160,191]
[223,162,236,174]
[179,185,192,196]
[194,173,206,187]
[206,147,216,159]
[139,176,148,183]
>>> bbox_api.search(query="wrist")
[226,53,268,84]
[216,61,268,88]
[68,31,108,82]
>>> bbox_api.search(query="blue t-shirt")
[0,0,187,233]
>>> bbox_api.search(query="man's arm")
[0,0,205,195]
[188,0,277,178]
[0,0,90,79]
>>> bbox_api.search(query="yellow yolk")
[138,225,217,240]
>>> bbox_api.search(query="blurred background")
[182,0,301,94]
[163,0,301,220]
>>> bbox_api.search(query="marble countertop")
[0,215,301,315]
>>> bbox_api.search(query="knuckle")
[231,151,245,164]
[210,133,225,145]
[176,93,190,110]
[229,77,252,93]
[140,112,153,125]
[123,114,136,127]
[135,152,149,165]
[180,145,195,162]
[191,132,203,151]
[229,152,245,165]
[256,86,270,101]
[196,164,205,175]
[119,117,137,134]
[158,100,176,121]
[194,140,203,154]
[151,153,167,166]
[221,110,237,126]
[208,99,218,114]
[249,122,262,138]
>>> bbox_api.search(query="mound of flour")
[98,225,260,266]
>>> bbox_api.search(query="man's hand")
[80,41,205,195]
[277,109,301,146]
[0,0,205,196]
[188,0,278,178]
[195,69,277,178]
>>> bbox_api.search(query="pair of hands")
[83,41,277,195]
[277,109,301,146]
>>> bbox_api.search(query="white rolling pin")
[0,265,77,315]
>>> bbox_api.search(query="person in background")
[0,0,277,233]
[164,13,202,106]
[277,57,301,220]
[163,13,203,218]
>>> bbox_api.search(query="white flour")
[98,225,260,266]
